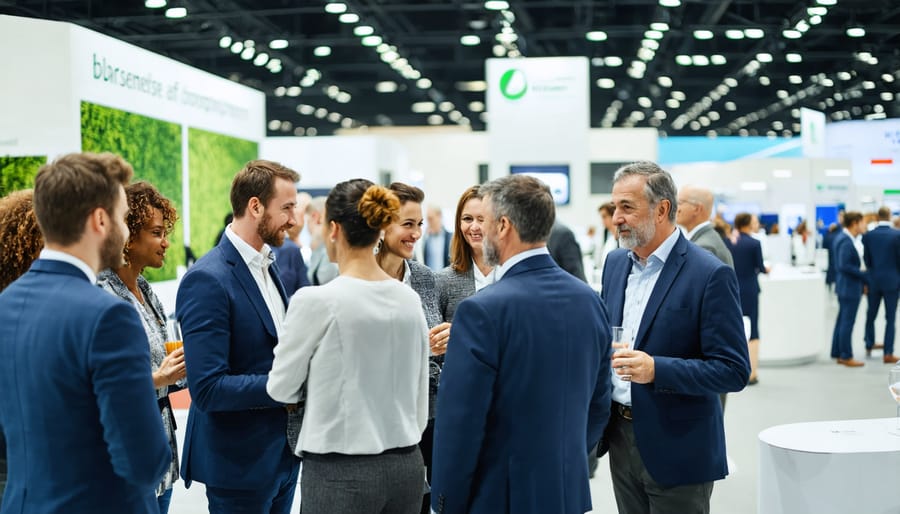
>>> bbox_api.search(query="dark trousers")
[608,410,713,514]
[419,419,435,514]
[865,286,898,354]
[301,447,424,514]
[205,451,300,514]
[832,295,861,359]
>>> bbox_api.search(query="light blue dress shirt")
[611,227,680,406]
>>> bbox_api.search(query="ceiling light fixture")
[484,0,509,10]
[218,36,232,48]
[253,52,269,66]
[604,56,624,67]
[645,30,664,40]
[375,81,398,93]
[782,29,802,39]
[361,35,383,47]
[744,28,765,39]
[650,22,670,31]
[725,29,745,39]
[460,34,481,46]
[659,0,681,7]
[338,13,359,23]
[807,6,827,15]
[846,27,866,38]
[354,25,375,36]
[324,2,347,14]
[596,78,616,89]
[675,55,692,66]
[786,53,802,63]
[756,52,773,63]
[816,0,837,5]
[165,7,187,18]
[710,54,726,65]
[230,41,243,54]
[693,30,714,40]
[416,78,432,89]
[145,0,166,8]
[313,46,331,57]
[269,39,288,49]
[586,31,608,41]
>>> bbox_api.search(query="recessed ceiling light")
[336,92,351,103]
[145,0,166,8]
[286,86,301,97]
[672,91,686,101]
[816,0,836,5]
[724,30,744,40]
[456,80,487,92]
[650,22,669,31]
[644,30,664,40]
[665,98,680,109]
[837,71,852,80]
[412,102,436,113]
[218,36,232,48]
[692,55,710,66]
[675,54,692,66]
[782,29,802,39]
[759,76,771,86]
[809,15,823,25]
[807,6,827,15]
[324,2,347,14]
[756,53,773,63]
[638,97,653,108]
[711,54,726,65]
[658,76,673,87]
[361,35,383,47]
[484,0,509,10]
[165,7,187,18]
[846,27,866,38]
[743,28,765,39]
[253,52,269,66]
[427,114,444,126]
[375,81,397,93]
[786,53,802,63]
[604,56,624,67]
[693,30,714,40]
[789,75,802,84]
[460,34,481,46]
[416,78,432,89]
[586,31,608,41]
[269,39,288,49]
[338,13,359,23]
[795,20,810,32]
[439,102,455,112]
[354,25,375,37]
[642,39,660,50]
[659,0,681,7]
[240,47,255,60]
[313,46,331,57]
[881,92,895,101]
[724,78,738,87]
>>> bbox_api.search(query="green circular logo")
[499,68,527,100]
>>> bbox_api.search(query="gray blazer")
[435,266,476,323]
[691,223,734,268]
[407,259,443,419]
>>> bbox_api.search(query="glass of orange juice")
[164,319,183,354]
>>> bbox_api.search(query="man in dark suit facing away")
[431,174,612,514]
[862,206,900,363]
[0,153,169,514]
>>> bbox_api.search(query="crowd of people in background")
[0,152,897,514]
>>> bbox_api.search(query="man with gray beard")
[600,161,749,514]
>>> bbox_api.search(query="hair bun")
[358,185,400,229]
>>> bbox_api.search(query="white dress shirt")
[225,226,285,326]
[267,276,429,454]
[472,259,495,291]
[611,228,680,406]
[39,249,97,284]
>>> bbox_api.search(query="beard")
[100,220,127,270]
[482,232,500,267]
[617,217,656,250]
[257,212,286,247]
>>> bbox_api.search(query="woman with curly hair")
[0,188,44,504]
[268,179,429,514]
[97,181,186,514]
[0,189,43,291]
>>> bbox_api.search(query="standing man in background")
[306,195,340,285]
[831,211,867,367]
[0,153,169,514]
[176,160,301,513]
[862,206,900,363]
[548,220,587,282]
[273,192,312,296]
[431,174,611,514]
[424,205,451,270]
[602,161,749,514]
[676,185,734,267]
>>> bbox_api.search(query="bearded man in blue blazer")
[176,160,301,513]
[601,162,750,514]
[0,153,170,514]
[431,174,612,514]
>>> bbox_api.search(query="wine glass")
[890,365,900,429]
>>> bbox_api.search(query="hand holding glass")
[611,326,634,381]
[164,320,183,355]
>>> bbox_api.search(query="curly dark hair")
[123,181,178,264]
[0,189,43,291]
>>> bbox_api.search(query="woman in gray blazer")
[435,185,496,324]
[377,182,448,513]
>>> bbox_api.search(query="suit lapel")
[604,252,631,326]
[633,235,688,350]
[221,238,280,339]
[269,261,289,305]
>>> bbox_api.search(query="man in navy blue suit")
[431,174,612,514]
[830,211,867,367]
[601,162,749,514]
[176,160,301,513]
[424,205,451,270]
[862,206,900,363]
[0,153,170,514]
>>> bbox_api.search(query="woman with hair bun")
[268,179,429,514]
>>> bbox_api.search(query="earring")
[374,239,383,255]
[330,237,336,243]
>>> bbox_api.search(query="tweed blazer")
[435,266,476,323]
[406,259,443,419]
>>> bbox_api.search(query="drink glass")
[164,319,183,355]
[889,365,900,429]
[611,326,634,351]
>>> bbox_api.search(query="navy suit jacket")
[431,253,611,514]
[424,229,452,270]
[272,238,310,297]
[0,260,169,514]
[600,233,750,487]
[862,225,900,291]
[730,232,765,296]
[176,236,292,489]
[833,231,867,299]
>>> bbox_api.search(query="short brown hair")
[387,182,425,205]
[33,152,133,245]
[733,212,753,231]
[842,211,863,229]
[123,181,178,264]
[0,189,43,291]
[230,160,300,217]
[450,185,482,273]
[598,202,615,217]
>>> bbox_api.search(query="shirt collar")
[225,225,274,270]
[683,220,711,240]
[39,249,97,284]
[629,226,679,269]
[877,221,892,227]
[495,246,549,281]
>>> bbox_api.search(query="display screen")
[510,164,570,205]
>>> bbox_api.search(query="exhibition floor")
[167,297,895,514]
